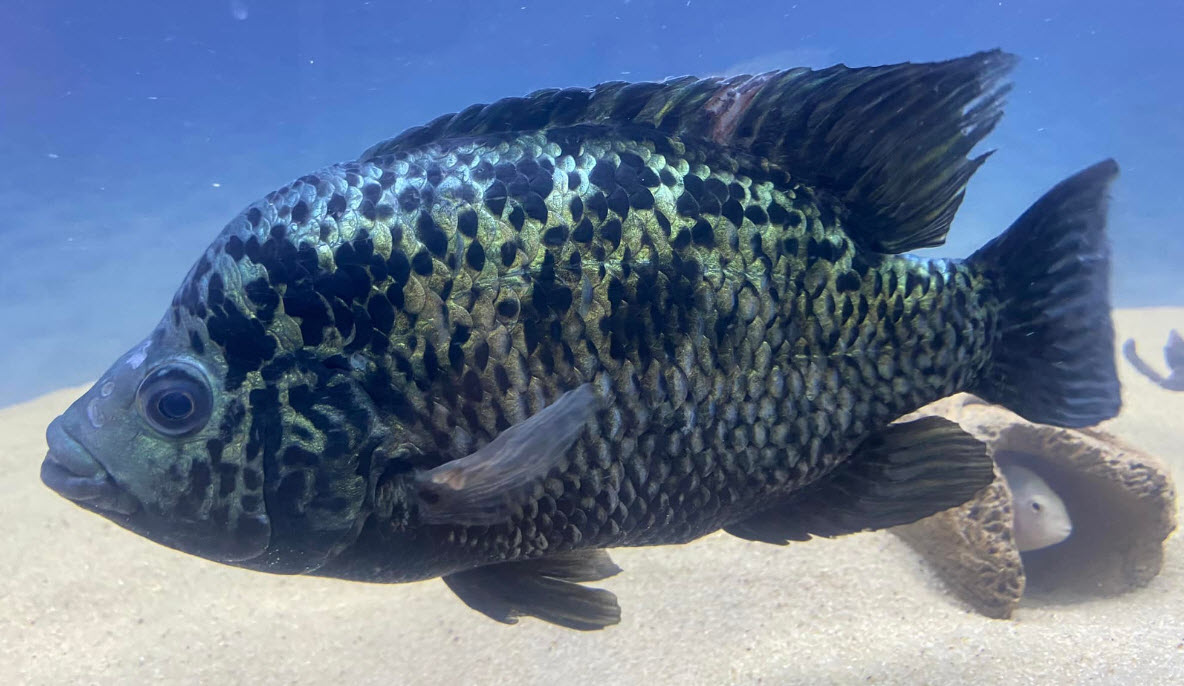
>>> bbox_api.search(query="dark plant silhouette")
[1122,330,1184,391]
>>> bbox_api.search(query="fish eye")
[137,362,213,437]
[1031,501,1043,512]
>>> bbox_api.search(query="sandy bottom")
[2,308,1182,685]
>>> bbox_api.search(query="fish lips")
[42,417,272,564]
[42,417,140,517]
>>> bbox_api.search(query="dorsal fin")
[360,51,1016,253]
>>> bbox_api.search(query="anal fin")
[725,416,994,545]
[442,549,622,631]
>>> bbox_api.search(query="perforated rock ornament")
[893,394,1177,619]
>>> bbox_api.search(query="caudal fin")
[968,160,1121,427]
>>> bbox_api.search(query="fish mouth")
[42,418,140,516]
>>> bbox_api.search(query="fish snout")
[42,417,139,516]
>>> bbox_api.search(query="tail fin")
[968,160,1121,428]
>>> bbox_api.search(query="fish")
[1000,464,1073,552]
[41,50,1122,630]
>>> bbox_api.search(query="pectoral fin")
[725,416,994,544]
[416,384,598,526]
[442,549,622,631]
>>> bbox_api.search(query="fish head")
[1004,464,1073,552]
[42,319,273,564]
[41,222,396,574]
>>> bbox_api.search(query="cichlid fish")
[1000,464,1073,552]
[42,51,1121,630]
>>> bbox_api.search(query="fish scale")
[44,52,1121,629]
[182,129,996,565]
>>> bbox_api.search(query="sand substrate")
[2,307,1181,684]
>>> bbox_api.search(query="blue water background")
[1,0,1180,407]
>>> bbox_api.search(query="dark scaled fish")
[42,51,1122,630]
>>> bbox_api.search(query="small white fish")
[1001,464,1073,552]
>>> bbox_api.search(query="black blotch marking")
[283,283,332,347]
[368,297,395,334]
[246,207,262,227]
[676,192,699,217]
[655,210,671,235]
[484,180,508,216]
[572,218,594,242]
[189,331,205,355]
[465,241,486,271]
[590,160,617,190]
[767,202,789,225]
[494,163,516,182]
[704,178,728,201]
[244,278,279,321]
[818,202,837,229]
[494,365,511,392]
[508,175,530,199]
[385,283,404,310]
[422,342,440,381]
[207,285,277,389]
[508,205,525,231]
[522,193,548,223]
[637,166,660,188]
[836,271,862,293]
[282,445,319,468]
[906,271,927,296]
[691,219,714,247]
[458,209,478,238]
[698,193,721,216]
[500,242,517,267]
[600,219,622,249]
[672,228,691,250]
[225,236,246,261]
[744,205,768,225]
[388,250,411,287]
[529,171,553,198]
[398,187,420,213]
[586,192,608,222]
[448,338,464,370]
[418,212,447,257]
[721,199,744,227]
[412,250,433,276]
[474,340,490,370]
[607,188,630,219]
[544,224,569,246]
[569,195,583,223]
[807,237,843,265]
[462,370,483,402]
[497,297,520,318]
[523,318,542,354]
[630,188,654,211]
